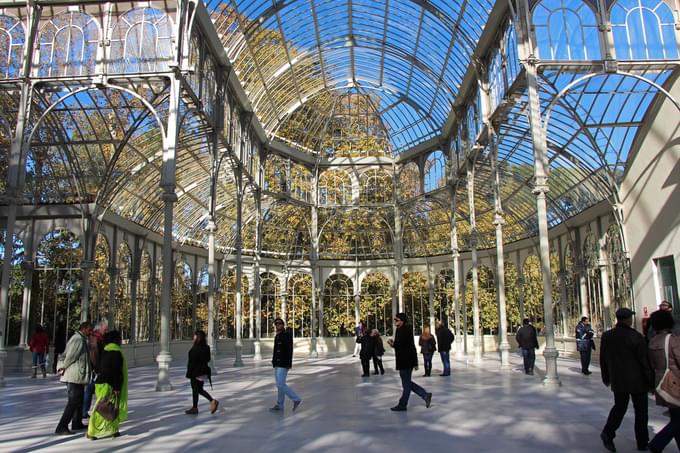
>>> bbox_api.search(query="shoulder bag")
[95,391,120,422]
[656,334,680,406]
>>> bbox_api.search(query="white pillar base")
[499,341,512,371]
[473,338,483,364]
[155,352,173,391]
[542,348,562,388]
[253,340,262,361]
[309,337,318,358]
[233,342,244,367]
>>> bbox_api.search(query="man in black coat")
[600,307,653,452]
[387,313,432,411]
[270,318,302,412]
[435,320,454,376]
[515,318,539,375]
[575,316,595,375]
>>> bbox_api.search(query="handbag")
[95,391,120,422]
[655,334,680,406]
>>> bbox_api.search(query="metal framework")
[0,0,679,388]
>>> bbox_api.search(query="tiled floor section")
[0,352,672,452]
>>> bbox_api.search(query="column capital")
[493,213,505,226]
[206,219,217,232]
[162,191,178,203]
[469,229,479,248]
[532,180,550,195]
[451,248,460,259]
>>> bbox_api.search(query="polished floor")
[0,350,672,453]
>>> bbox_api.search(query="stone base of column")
[309,337,318,358]
[253,340,262,361]
[233,342,244,367]
[453,338,463,358]
[499,341,512,371]
[542,347,562,388]
[473,338,483,364]
[155,352,173,391]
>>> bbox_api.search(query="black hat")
[615,307,635,319]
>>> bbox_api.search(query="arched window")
[504,22,521,86]
[136,250,152,342]
[288,274,312,337]
[109,7,173,74]
[38,11,99,77]
[318,169,352,205]
[532,0,600,60]
[0,14,24,79]
[465,266,497,334]
[582,233,604,331]
[89,234,111,324]
[434,270,454,324]
[611,0,678,60]
[260,272,280,338]
[173,260,192,340]
[116,243,132,340]
[424,150,447,192]
[323,274,354,337]
[291,163,312,202]
[606,224,632,312]
[360,273,392,336]
[403,272,427,335]
[399,162,420,199]
[220,270,249,339]
[359,169,393,203]
[264,154,288,193]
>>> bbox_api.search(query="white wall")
[620,73,680,321]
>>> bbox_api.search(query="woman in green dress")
[87,330,128,440]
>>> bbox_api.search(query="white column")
[495,216,511,370]
[599,258,612,329]
[156,190,176,391]
[233,186,244,367]
[467,167,483,364]
[207,219,217,369]
[18,261,33,348]
[253,192,262,360]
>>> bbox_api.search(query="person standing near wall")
[435,320,454,377]
[29,324,49,379]
[576,316,595,375]
[84,320,108,418]
[388,313,432,411]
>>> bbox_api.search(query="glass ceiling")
[208,0,494,154]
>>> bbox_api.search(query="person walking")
[600,308,653,452]
[28,324,49,378]
[576,316,595,375]
[516,318,539,375]
[55,321,92,435]
[359,328,374,377]
[371,329,385,375]
[419,326,437,377]
[270,318,302,412]
[388,313,432,411]
[83,320,108,418]
[435,320,454,376]
[353,321,364,357]
[647,310,680,453]
[185,329,218,415]
[87,330,128,440]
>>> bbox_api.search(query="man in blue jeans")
[269,318,302,412]
[435,319,454,376]
[515,318,539,375]
[388,313,432,411]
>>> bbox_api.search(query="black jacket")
[96,349,124,391]
[186,343,212,379]
[516,324,539,349]
[600,323,653,393]
[435,326,455,352]
[272,328,293,368]
[359,334,375,360]
[393,325,418,370]
[374,337,385,357]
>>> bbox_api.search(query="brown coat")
[648,331,680,408]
